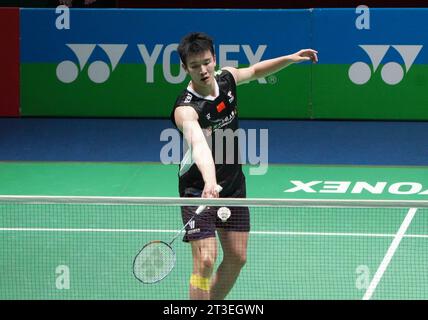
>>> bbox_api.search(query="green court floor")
[1,162,428,299]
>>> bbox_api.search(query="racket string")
[134,242,176,283]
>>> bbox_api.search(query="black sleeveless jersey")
[170,69,245,197]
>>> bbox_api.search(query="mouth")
[201,76,210,82]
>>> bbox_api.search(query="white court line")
[363,208,418,300]
[253,232,428,238]
[0,228,178,233]
[0,227,427,238]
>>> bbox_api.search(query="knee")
[191,238,217,275]
[200,254,216,272]
[236,253,247,268]
[193,251,216,275]
[227,251,247,269]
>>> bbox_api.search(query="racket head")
[133,240,176,284]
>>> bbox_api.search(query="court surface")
[1,161,427,299]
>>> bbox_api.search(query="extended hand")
[202,184,221,198]
[292,49,318,64]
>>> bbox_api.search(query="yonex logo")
[348,45,423,85]
[56,43,267,85]
[56,44,127,84]
[284,180,428,195]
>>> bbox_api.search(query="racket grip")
[196,185,223,214]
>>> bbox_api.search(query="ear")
[213,54,217,66]
[182,63,188,73]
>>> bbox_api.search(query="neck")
[190,81,215,97]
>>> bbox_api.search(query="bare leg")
[189,237,217,300]
[210,230,249,300]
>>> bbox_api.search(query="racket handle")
[196,185,223,214]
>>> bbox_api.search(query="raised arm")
[174,106,219,198]
[223,49,318,85]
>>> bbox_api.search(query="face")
[183,50,216,89]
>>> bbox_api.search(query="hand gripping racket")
[133,185,222,284]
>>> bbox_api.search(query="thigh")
[217,229,249,258]
[190,237,218,258]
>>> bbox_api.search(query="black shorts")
[180,182,250,242]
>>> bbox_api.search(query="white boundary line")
[362,208,418,300]
[0,228,178,233]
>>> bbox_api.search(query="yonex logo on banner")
[137,43,267,84]
[348,45,423,85]
[56,44,127,84]
[56,43,267,85]
[284,180,428,195]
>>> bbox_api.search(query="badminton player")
[171,32,317,300]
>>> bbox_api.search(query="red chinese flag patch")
[216,101,226,113]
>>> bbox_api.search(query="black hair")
[177,32,215,66]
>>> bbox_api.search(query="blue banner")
[21,9,311,64]
[313,8,428,64]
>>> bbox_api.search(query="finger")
[202,189,218,198]
[212,189,220,198]
[313,53,319,63]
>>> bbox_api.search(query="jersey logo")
[184,93,192,103]
[187,220,200,235]
[216,101,226,113]
[206,113,211,120]
[189,220,195,229]
[227,90,235,103]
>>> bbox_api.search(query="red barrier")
[0,8,19,117]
